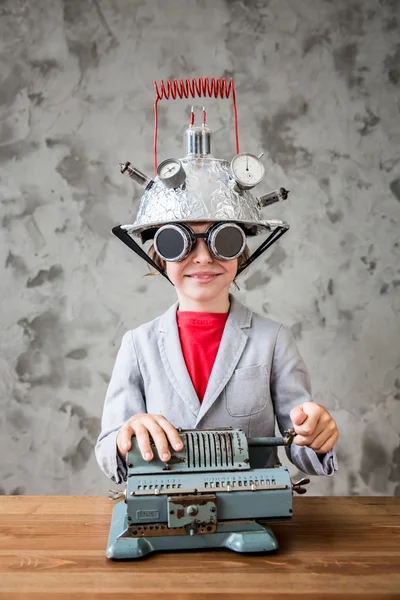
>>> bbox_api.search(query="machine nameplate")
[137,510,159,519]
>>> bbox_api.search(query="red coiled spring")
[153,77,239,173]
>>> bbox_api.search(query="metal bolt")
[187,505,198,516]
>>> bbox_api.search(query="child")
[95,220,339,485]
[96,101,338,484]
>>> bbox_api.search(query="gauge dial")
[157,158,186,189]
[230,153,265,189]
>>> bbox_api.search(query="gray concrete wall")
[0,0,399,497]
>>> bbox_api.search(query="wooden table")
[0,496,399,599]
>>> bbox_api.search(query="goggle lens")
[213,226,244,259]
[155,227,186,260]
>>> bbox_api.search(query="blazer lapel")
[158,302,200,418]
[195,296,251,425]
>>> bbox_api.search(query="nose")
[192,238,213,264]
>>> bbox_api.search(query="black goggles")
[153,223,246,262]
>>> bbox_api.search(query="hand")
[290,402,339,454]
[117,413,183,462]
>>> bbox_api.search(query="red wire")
[153,77,239,173]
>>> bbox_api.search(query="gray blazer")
[95,295,338,484]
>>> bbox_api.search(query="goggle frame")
[153,222,247,263]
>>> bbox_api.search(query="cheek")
[222,259,238,281]
[165,261,186,285]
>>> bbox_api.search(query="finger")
[313,429,339,454]
[131,422,154,461]
[292,403,322,438]
[292,424,326,447]
[305,428,331,453]
[290,405,307,427]
[293,433,312,447]
[145,421,173,462]
[294,425,338,453]
[155,415,183,452]
[117,423,135,456]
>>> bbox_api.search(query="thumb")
[290,405,307,426]
[117,425,134,454]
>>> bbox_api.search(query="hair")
[145,243,251,289]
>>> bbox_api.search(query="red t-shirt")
[176,311,229,402]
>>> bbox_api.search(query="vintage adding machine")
[107,428,309,559]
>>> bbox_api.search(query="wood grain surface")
[0,496,399,599]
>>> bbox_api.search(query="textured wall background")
[0,0,399,497]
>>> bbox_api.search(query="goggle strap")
[236,226,288,275]
[112,226,173,284]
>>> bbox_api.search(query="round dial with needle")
[157,158,186,189]
[230,153,265,189]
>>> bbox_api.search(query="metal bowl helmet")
[112,78,290,283]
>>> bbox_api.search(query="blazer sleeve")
[95,330,146,484]
[270,325,338,476]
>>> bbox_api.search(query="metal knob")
[283,428,297,446]
[108,489,126,501]
[292,478,310,495]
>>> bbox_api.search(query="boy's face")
[165,222,238,309]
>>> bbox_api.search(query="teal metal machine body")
[107,428,308,559]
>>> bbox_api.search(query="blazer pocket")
[225,364,269,417]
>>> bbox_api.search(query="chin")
[181,281,229,302]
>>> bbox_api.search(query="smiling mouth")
[185,273,221,284]
[185,273,222,280]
